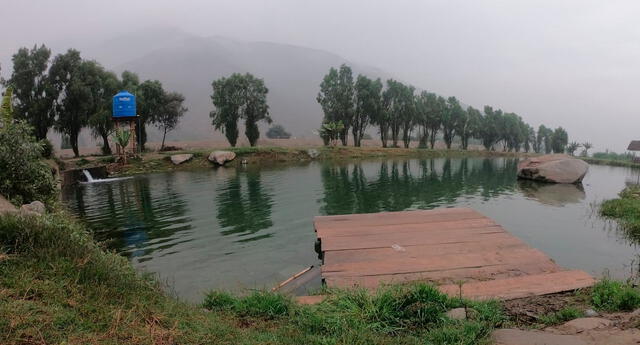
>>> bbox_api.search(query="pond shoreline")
[62,146,535,177]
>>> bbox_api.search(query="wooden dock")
[313,208,594,300]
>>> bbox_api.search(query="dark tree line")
[1,44,187,156]
[317,64,570,153]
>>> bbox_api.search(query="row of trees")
[317,64,571,153]
[1,44,187,156]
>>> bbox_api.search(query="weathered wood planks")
[312,207,595,301]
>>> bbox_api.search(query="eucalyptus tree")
[399,84,416,148]
[415,91,430,148]
[88,69,120,155]
[551,127,569,153]
[211,74,243,146]
[49,50,99,157]
[136,80,165,149]
[459,106,482,150]
[382,79,413,147]
[525,124,536,153]
[242,74,271,146]
[537,125,554,153]
[353,75,382,147]
[317,64,354,146]
[479,106,502,150]
[427,95,445,149]
[5,45,58,140]
[156,92,188,150]
[441,97,464,149]
[210,73,271,147]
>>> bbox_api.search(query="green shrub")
[539,307,583,325]
[202,291,237,311]
[592,279,640,311]
[40,139,54,159]
[236,291,292,319]
[0,122,56,205]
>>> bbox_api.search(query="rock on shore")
[208,151,236,166]
[517,154,588,184]
[170,154,193,165]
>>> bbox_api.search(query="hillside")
[79,28,394,144]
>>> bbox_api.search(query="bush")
[591,279,640,311]
[40,139,54,159]
[236,291,292,319]
[0,122,56,205]
[266,124,291,139]
[203,291,236,311]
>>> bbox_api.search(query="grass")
[538,307,583,326]
[203,284,506,343]
[600,186,640,233]
[591,279,640,312]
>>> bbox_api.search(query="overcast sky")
[2,0,639,151]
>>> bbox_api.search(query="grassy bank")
[63,146,531,177]
[582,157,640,168]
[3,212,640,344]
[600,186,640,235]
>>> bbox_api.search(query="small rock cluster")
[208,151,236,165]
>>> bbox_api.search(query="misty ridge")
[40,27,397,147]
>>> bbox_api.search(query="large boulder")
[170,153,193,165]
[517,154,589,184]
[208,151,236,166]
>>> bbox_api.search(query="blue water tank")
[112,91,136,118]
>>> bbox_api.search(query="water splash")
[81,169,132,184]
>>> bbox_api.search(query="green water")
[62,157,640,301]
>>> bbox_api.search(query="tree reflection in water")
[320,157,519,215]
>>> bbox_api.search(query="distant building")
[627,141,640,163]
[628,140,640,151]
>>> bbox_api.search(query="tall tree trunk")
[101,133,112,155]
[161,127,167,151]
[429,130,437,149]
[71,132,79,158]
[352,126,361,147]
[340,129,348,146]
[379,125,388,148]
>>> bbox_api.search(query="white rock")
[170,153,193,165]
[20,200,45,216]
[307,149,320,159]
[584,309,598,317]
[208,151,236,165]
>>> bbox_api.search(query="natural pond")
[62,157,640,301]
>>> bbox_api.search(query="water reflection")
[64,176,192,260]
[320,158,520,215]
[518,180,586,207]
[216,170,274,242]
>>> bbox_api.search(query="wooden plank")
[324,260,561,289]
[317,217,498,239]
[438,270,595,300]
[314,208,483,230]
[322,247,555,278]
[323,237,528,265]
[321,228,508,251]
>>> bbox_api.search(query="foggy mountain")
[80,28,395,143]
